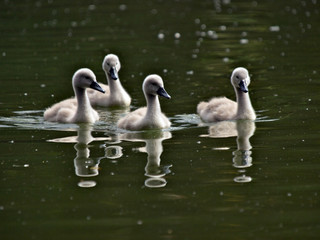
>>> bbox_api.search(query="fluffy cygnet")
[87,54,131,108]
[117,74,171,130]
[44,68,105,123]
[197,67,256,122]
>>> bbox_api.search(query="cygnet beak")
[157,87,171,99]
[239,79,248,93]
[109,67,118,80]
[90,81,105,94]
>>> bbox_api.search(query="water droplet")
[269,26,280,32]
[223,57,229,62]
[158,33,165,40]
[119,4,127,11]
[220,25,227,31]
[207,30,218,39]
[194,18,200,24]
[88,5,96,11]
[240,39,249,44]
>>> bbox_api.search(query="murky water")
[1,0,320,239]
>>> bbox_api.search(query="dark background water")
[0,0,319,239]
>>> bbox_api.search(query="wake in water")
[0,108,279,133]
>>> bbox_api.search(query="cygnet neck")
[105,72,124,95]
[74,86,92,117]
[235,87,255,119]
[145,93,162,119]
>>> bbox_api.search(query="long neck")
[235,88,255,119]
[74,87,91,118]
[145,94,161,120]
[105,72,124,95]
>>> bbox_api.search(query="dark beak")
[109,67,118,80]
[239,80,248,93]
[90,81,105,93]
[157,87,171,99]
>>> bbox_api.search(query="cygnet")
[117,74,171,130]
[44,68,105,123]
[197,67,256,122]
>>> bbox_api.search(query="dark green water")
[1,0,319,239]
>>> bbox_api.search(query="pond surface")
[1,0,320,239]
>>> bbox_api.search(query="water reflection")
[48,124,112,188]
[119,130,172,188]
[202,120,255,183]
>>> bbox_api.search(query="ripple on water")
[0,110,278,134]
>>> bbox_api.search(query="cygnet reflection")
[202,120,256,183]
[119,130,172,188]
[47,124,110,188]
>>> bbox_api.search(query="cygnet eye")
[236,75,240,79]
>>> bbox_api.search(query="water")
[1,0,320,239]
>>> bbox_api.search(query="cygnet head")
[73,68,105,93]
[102,54,121,80]
[143,74,171,99]
[231,67,251,93]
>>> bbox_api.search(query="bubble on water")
[186,70,194,75]
[194,18,200,24]
[151,9,158,14]
[220,25,227,31]
[174,32,181,39]
[70,21,77,27]
[222,57,229,62]
[88,5,96,11]
[269,25,280,32]
[240,39,249,44]
[119,4,127,11]
[207,30,218,39]
[158,33,165,40]
[137,220,143,225]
